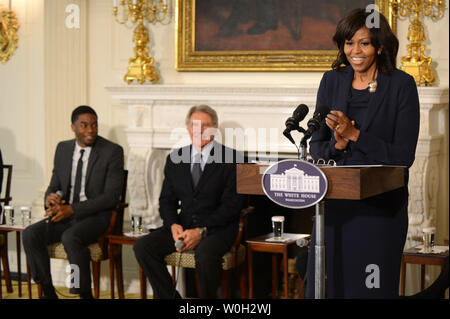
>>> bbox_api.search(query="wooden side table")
[0,225,32,299]
[246,233,309,299]
[400,245,449,296]
[108,234,148,299]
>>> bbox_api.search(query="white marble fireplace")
[107,84,449,250]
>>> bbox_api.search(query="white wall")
[0,0,448,296]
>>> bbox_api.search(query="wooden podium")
[237,164,405,200]
[237,163,405,298]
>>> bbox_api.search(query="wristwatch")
[199,227,207,239]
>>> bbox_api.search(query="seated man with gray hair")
[133,104,243,298]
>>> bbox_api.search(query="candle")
[132,0,137,5]
[9,0,12,11]
[113,0,117,7]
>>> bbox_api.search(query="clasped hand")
[171,223,202,252]
[45,193,74,223]
[325,110,360,150]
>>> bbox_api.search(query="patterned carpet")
[1,280,144,299]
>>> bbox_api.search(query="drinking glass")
[20,206,32,226]
[131,216,143,235]
[3,206,14,226]
[423,227,435,253]
[272,216,285,239]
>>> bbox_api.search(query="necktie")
[191,153,202,188]
[73,149,85,204]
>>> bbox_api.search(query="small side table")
[108,234,148,299]
[247,233,309,299]
[400,245,449,296]
[0,225,32,299]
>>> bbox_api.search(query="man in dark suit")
[133,105,243,298]
[22,105,124,299]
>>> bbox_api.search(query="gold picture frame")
[176,0,396,72]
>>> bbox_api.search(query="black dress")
[305,87,409,298]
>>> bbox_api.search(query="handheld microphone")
[296,237,309,248]
[175,239,185,250]
[302,104,330,141]
[283,104,309,144]
[46,190,64,223]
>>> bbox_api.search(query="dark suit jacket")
[45,136,124,222]
[159,142,243,246]
[310,66,420,170]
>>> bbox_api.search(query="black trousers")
[22,213,110,295]
[305,188,408,299]
[133,226,232,299]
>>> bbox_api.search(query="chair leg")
[92,261,101,299]
[116,258,125,299]
[400,258,406,296]
[0,258,2,299]
[239,263,247,299]
[38,283,43,298]
[220,270,230,299]
[298,275,304,299]
[171,265,176,286]
[1,235,13,293]
[115,251,125,299]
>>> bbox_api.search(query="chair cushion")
[164,244,246,270]
[47,242,105,262]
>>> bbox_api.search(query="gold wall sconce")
[113,0,169,84]
[390,0,445,86]
[0,1,19,63]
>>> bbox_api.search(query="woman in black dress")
[306,8,420,298]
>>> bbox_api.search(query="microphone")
[283,104,309,144]
[302,104,330,141]
[296,237,309,248]
[175,239,185,250]
[46,190,64,223]
[56,190,64,199]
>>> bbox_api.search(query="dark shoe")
[80,292,94,299]
[41,284,58,299]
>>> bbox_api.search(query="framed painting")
[175,0,396,71]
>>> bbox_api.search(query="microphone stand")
[290,126,307,161]
[299,138,307,161]
[289,130,327,299]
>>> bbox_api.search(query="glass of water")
[131,216,143,235]
[272,216,285,239]
[423,227,435,253]
[20,206,32,226]
[3,206,15,226]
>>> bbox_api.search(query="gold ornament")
[113,0,169,84]
[390,0,445,86]
[0,7,19,63]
